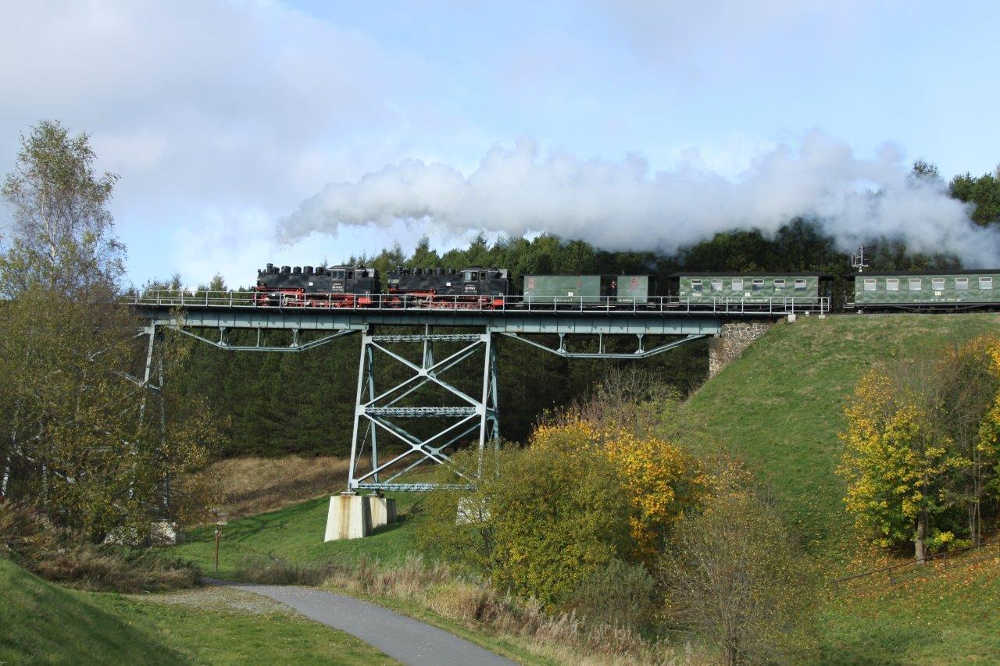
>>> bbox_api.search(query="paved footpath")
[234,583,517,666]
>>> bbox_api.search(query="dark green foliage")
[950,167,1000,227]
[1,121,220,538]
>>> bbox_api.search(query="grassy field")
[675,312,1000,557]
[0,557,399,665]
[188,455,354,520]
[169,493,424,579]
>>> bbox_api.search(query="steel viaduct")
[132,291,826,503]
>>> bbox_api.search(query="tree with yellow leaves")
[839,336,1000,561]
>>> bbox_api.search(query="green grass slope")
[170,494,423,579]
[0,557,185,665]
[821,547,1000,664]
[0,557,398,665]
[677,313,1000,663]
[677,313,1000,555]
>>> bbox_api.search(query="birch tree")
[0,121,220,539]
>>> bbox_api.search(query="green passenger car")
[853,271,1000,308]
[676,273,820,304]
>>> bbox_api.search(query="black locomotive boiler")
[252,264,379,307]
[386,266,510,308]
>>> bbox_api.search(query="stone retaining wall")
[708,321,773,378]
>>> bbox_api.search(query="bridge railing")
[130,290,830,315]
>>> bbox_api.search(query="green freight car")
[523,274,601,303]
[853,271,1000,309]
[676,273,821,303]
[522,275,650,305]
[615,275,649,304]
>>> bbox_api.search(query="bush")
[421,417,709,609]
[567,557,658,630]
[420,433,632,609]
[0,502,199,592]
[660,489,818,665]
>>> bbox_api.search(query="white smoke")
[280,131,1000,265]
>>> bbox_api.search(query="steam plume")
[281,131,1000,265]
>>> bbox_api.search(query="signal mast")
[851,246,869,273]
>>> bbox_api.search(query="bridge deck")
[131,290,823,335]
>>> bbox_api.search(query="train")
[251,263,1000,312]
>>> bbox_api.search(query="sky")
[1,1,998,288]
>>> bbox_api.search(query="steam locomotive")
[252,263,379,307]
[253,264,509,308]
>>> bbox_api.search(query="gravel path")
[232,583,517,666]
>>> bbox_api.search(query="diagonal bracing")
[347,328,500,492]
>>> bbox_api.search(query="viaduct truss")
[132,292,826,494]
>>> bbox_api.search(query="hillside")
[675,312,1000,556]
[0,557,184,664]
[0,557,397,664]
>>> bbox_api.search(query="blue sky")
[1,1,998,288]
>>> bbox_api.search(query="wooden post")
[214,521,224,572]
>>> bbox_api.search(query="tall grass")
[182,455,357,520]
[236,551,703,665]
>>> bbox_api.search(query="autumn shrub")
[420,417,706,609]
[420,433,630,609]
[602,427,709,563]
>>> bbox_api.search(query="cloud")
[0,1,433,211]
[282,131,1000,265]
[0,1,445,286]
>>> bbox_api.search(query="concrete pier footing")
[324,494,397,541]
[368,496,397,529]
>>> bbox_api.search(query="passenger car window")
[691,279,703,292]
[794,279,806,289]
[863,279,876,291]
[751,279,764,291]
[931,278,945,290]
[774,279,786,289]
[886,278,899,291]
[711,279,723,291]
[732,278,744,291]
[981,277,993,290]
[909,278,922,291]
[955,278,969,290]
